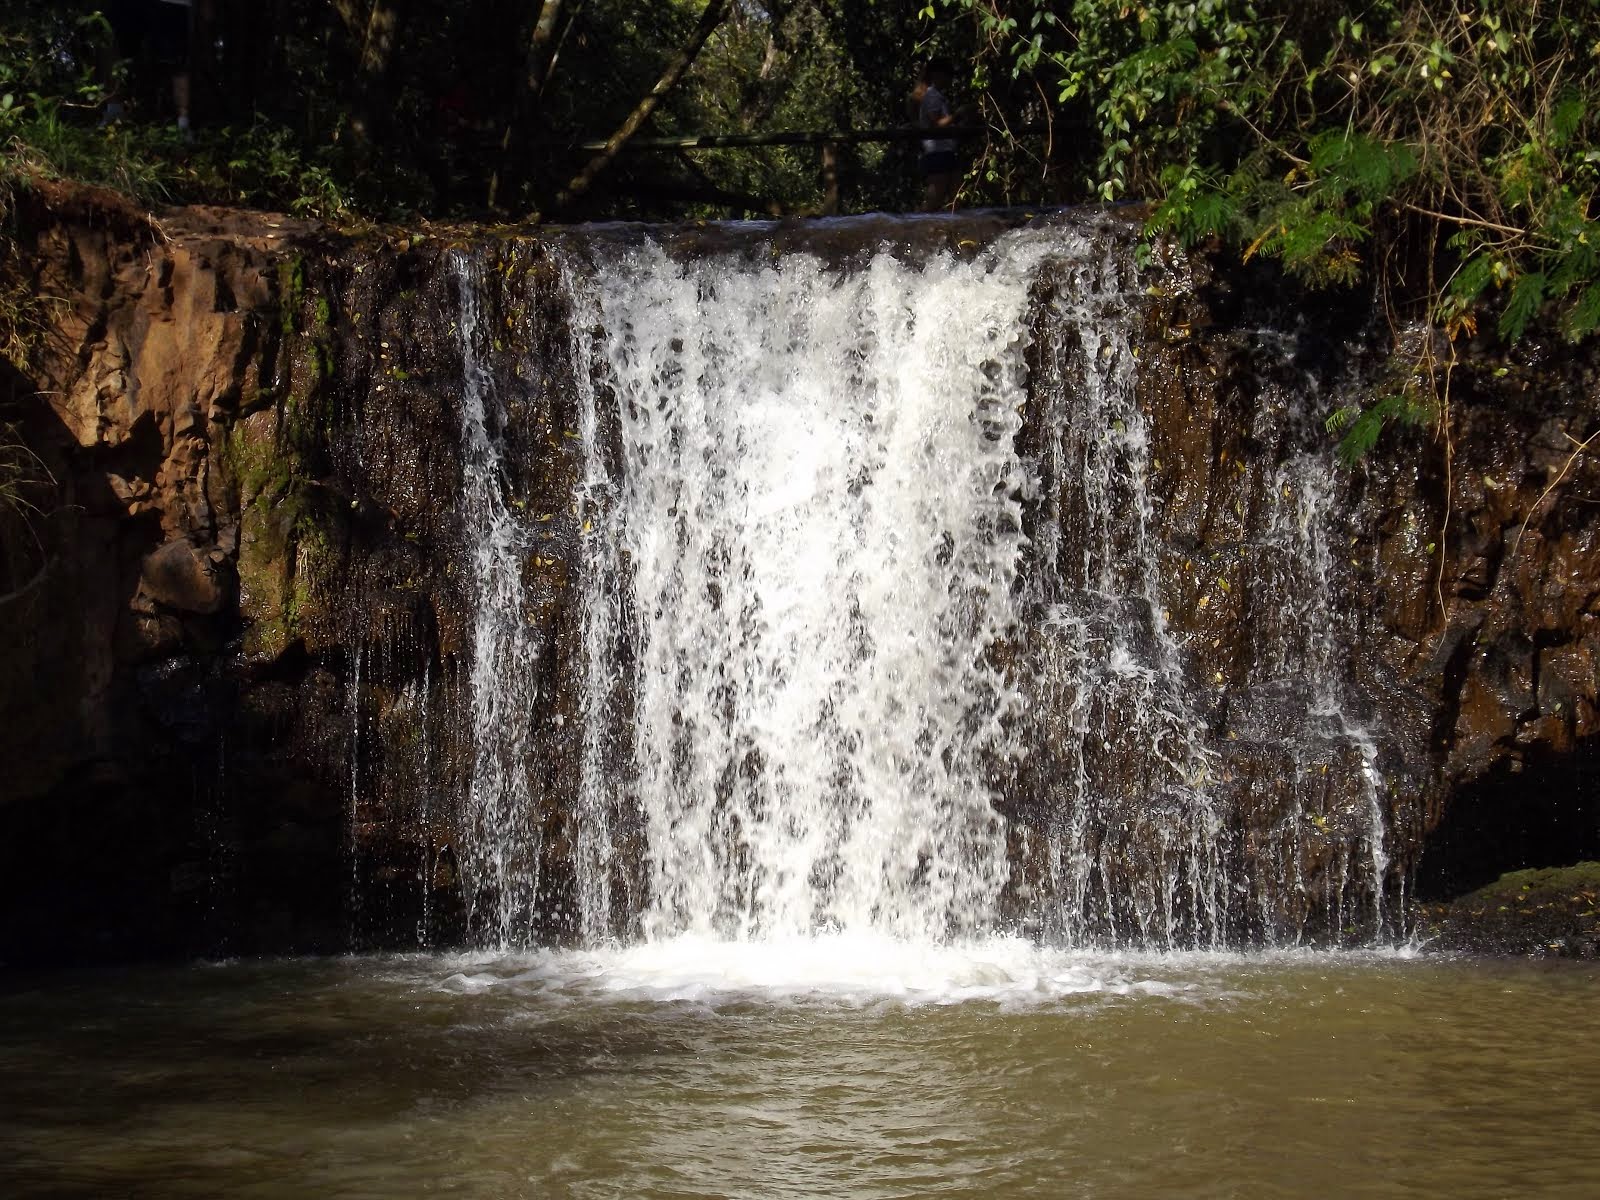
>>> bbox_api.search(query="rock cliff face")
[0,186,1595,961]
[1136,261,1600,925]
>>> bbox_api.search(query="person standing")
[155,0,194,138]
[103,0,195,137]
[914,59,959,211]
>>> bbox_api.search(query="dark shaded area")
[1,0,1086,224]
[1416,739,1600,901]
[0,958,709,1199]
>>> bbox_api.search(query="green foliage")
[1325,390,1434,465]
[278,257,306,335]
[0,3,353,220]
[0,414,51,605]
[625,2,916,217]
[1500,270,1547,342]
[0,2,958,222]
[0,8,108,138]
[0,419,45,517]
[937,0,1600,459]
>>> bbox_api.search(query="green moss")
[284,569,311,630]
[1458,862,1600,907]
[223,423,295,510]
[309,341,332,383]
[1425,862,1600,958]
[277,255,306,336]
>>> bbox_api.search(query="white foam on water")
[444,217,1405,955]
[420,934,1423,1011]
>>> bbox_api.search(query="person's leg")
[173,70,190,132]
[920,152,958,211]
[150,1,192,134]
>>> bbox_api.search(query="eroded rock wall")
[1,189,1596,961]
[1132,257,1600,912]
[1,190,453,958]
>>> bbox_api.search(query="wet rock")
[2,181,1599,960]
[1420,862,1600,958]
[140,538,226,614]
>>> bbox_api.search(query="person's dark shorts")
[110,0,191,69]
[920,150,959,177]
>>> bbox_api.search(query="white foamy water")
[453,255,544,945]
[425,935,1422,1010]
[566,232,1055,943]
[1024,242,1225,948]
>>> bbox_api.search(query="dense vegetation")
[0,1,1039,223]
[4,2,1600,456]
[943,0,1600,456]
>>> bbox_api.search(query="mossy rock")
[1420,862,1600,958]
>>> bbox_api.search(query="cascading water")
[1246,361,1397,940]
[1022,245,1226,948]
[568,235,1044,942]
[570,257,632,945]
[440,214,1404,954]
[453,255,546,946]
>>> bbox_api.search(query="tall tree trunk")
[357,1,398,78]
[541,0,732,219]
[488,0,570,211]
[346,2,399,156]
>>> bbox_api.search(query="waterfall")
[1248,363,1395,941]
[453,255,545,947]
[567,234,1053,942]
[1022,243,1225,948]
[440,215,1400,951]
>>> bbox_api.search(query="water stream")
[3,954,1597,1198]
[447,213,1398,952]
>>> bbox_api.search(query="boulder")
[140,538,225,614]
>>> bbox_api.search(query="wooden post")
[821,142,840,216]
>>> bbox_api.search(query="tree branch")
[1399,202,1532,240]
[541,0,732,219]
[358,1,397,79]
[331,0,364,41]
[1512,425,1600,563]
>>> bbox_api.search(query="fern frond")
[1448,254,1496,308]
[1325,404,1362,434]
[1564,281,1600,341]
[1550,94,1585,148]
[1499,270,1548,340]
[1307,132,1417,202]
[1330,392,1433,464]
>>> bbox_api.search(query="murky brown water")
[2,948,1597,1199]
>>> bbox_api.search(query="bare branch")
[1399,202,1534,240]
[543,0,734,219]
[1512,425,1600,563]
